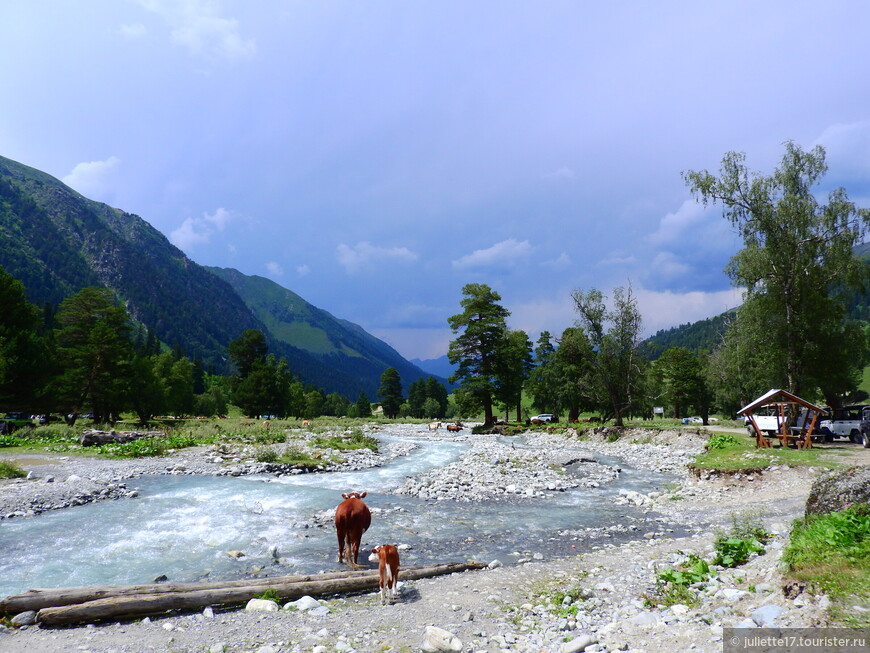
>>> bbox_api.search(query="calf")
[427,421,441,431]
[368,544,400,604]
[334,491,371,566]
[446,423,462,432]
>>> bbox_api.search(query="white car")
[531,414,555,423]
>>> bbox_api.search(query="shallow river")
[0,428,680,598]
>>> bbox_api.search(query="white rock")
[715,588,750,601]
[245,598,279,612]
[560,633,598,653]
[202,606,214,618]
[421,625,463,652]
[66,474,82,482]
[209,644,226,653]
[284,595,322,611]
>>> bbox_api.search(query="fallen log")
[34,562,486,626]
[1,568,376,614]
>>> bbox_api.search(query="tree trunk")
[21,562,485,626]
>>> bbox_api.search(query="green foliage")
[571,286,644,426]
[312,428,378,451]
[254,588,281,603]
[657,553,712,587]
[378,367,403,419]
[98,433,201,458]
[783,508,870,626]
[706,433,740,449]
[255,446,279,463]
[0,460,26,478]
[448,283,511,425]
[713,537,765,568]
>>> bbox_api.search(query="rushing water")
[0,429,678,598]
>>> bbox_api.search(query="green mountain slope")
[0,154,430,398]
[207,267,441,396]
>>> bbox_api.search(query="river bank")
[1,425,866,652]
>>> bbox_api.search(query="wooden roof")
[737,388,827,416]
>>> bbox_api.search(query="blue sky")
[3,1,870,360]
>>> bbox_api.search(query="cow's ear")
[359,491,367,498]
[341,493,349,499]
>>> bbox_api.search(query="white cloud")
[265,261,283,276]
[62,156,121,200]
[648,199,708,247]
[451,239,533,270]
[137,0,255,61]
[296,264,310,277]
[336,242,419,274]
[633,286,744,337]
[544,166,576,181]
[542,252,571,268]
[649,251,692,282]
[119,23,147,39]
[170,207,234,249]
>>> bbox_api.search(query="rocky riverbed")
[1,424,866,653]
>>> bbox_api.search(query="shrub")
[0,461,27,478]
[706,433,740,450]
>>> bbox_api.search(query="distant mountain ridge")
[207,267,444,395]
[0,154,432,398]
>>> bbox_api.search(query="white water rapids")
[0,427,679,598]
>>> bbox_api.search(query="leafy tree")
[354,391,371,418]
[424,376,448,418]
[652,347,702,419]
[422,397,441,418]
[304,389,324,419]
[553,327,597,421]
[685,142,870,400]
[228,329,269,379]
[494,329,533,421]
[447,283,510,426]
[54,287,134,424]
[0,266,51,410]
[129,355,165,422]
[407,377,427,418]
[324,392,349,417]
[571,286,643,426]
[378,367,403,419]
[194,384,228,417]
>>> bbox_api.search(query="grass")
[312,428,378,452]
[782,507,870,627]
[0,460,27,478]
[645,511,771,608]
[690,433,844,472]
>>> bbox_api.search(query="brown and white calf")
[368,544,400,604]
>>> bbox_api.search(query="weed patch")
[0,460,27,478]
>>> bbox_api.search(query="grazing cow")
[334,491,371,566]
[446,423,462,432]
[368,545,400,604]
[427,421,441,431]
[302,420,310,426]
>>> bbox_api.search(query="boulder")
[421,625,463,652]
[805,465,870,515]
[245,598,279,612]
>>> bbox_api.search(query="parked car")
[0,412,34,434]
[530,414,556,423]
[819,405,869,444]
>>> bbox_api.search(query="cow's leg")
[336,529,346,563]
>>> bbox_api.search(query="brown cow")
[334,491,371,566]
[368,544,400,604]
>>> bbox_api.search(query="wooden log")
[33,562,486,626]
[0,568,376,614]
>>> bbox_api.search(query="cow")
[427,422,442,431]
[368,544,400,604]
[334,491,371,567]
[446,423,462,432]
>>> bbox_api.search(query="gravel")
[1,424,864,653]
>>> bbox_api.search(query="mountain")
[0,154,429,398]
[410,355,457,380]
[206,267,443,396]
[639,311,734,359]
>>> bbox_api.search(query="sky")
[3,1,870,361]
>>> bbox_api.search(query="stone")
[421,625,463,652]
[285,595,322,611]
[203,606,215,618]
[245,598,279,612]
[209,644,226,653]
[806,466,870,515]
[560,633,598,653]
[11,610,37,626]
[715,588,750,601]
[255,646,279,653]
[627,611,659,627]
[752,604,786,627]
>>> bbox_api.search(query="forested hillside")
[0,154,426,398]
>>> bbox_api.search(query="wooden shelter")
[738,389,827,449]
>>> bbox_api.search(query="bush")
[706,433,740,450]
[0,461,27,478]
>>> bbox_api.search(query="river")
[0,426,680,598]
